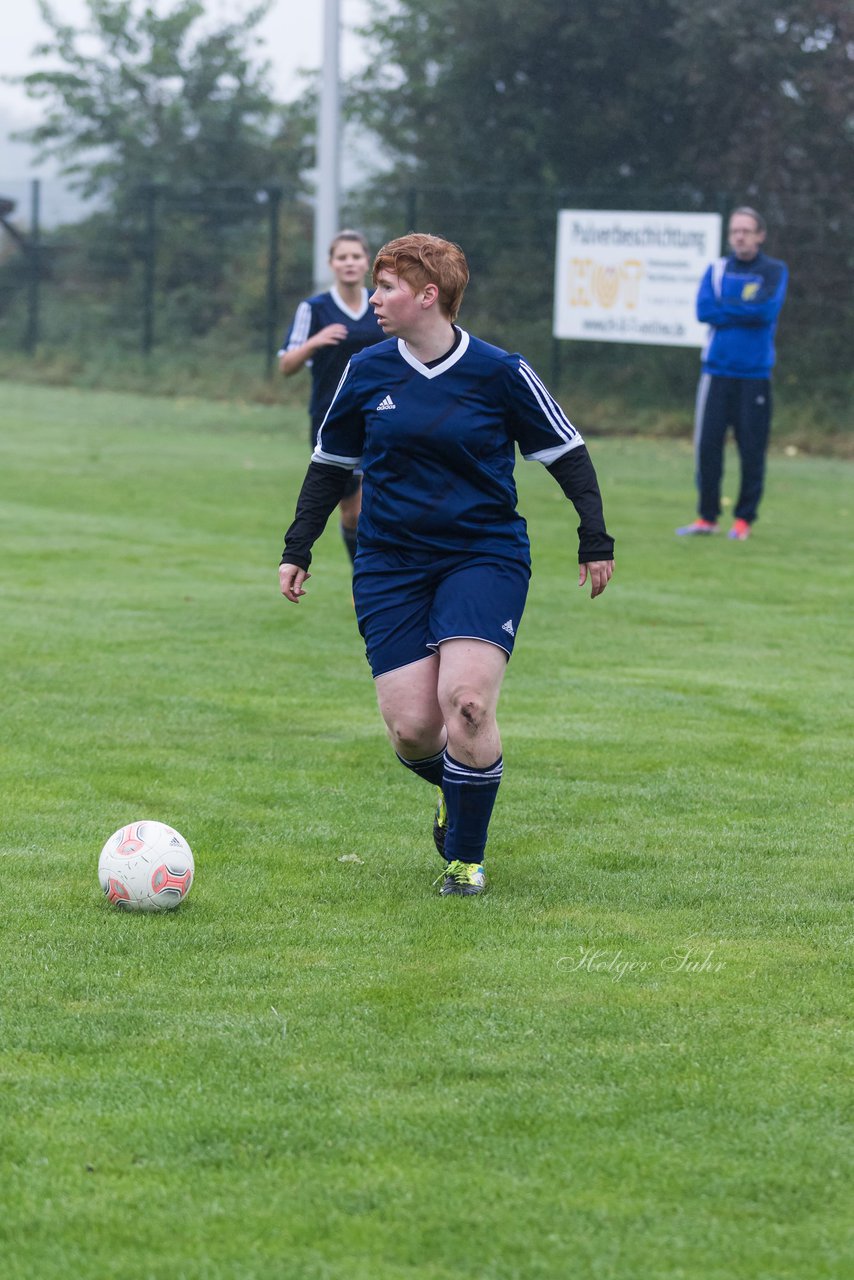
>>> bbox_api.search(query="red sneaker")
[676,519,719,536]
[728,518,751,541]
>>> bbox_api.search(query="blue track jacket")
[697,252,788,378]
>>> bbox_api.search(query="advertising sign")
[553,210,722,348]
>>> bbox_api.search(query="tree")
[13,0,290,214]
[349,0,852,375]
[8,0,314,345]
[669,0,854,202]
[348,0,702,346]
[351,0,691,198]
[352,0,851,202]
[667,0,854,372]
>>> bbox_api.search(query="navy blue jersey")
[279,287,384,427]
[697,252,788,378]
[313,329,585,561]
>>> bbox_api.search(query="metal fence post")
[25,178,41,354]
[142,184,157,355]
[265,186,282,378]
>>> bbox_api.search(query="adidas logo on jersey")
[501,619,515,636]
[376,395,396,411]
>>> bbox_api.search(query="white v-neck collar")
[398,328,471,379]
[330,286,369,320]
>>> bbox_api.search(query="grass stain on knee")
[460,701,482,734]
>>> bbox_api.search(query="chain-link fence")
[1,177,850,435]
[0,179,290,371]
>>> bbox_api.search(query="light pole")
[313,0,341,291]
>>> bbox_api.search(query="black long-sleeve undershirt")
[545,445,615,563]
[280,446,614,570]
[280,461,350,571]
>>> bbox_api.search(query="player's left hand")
[279,562,311,603]
[579,560,613,599]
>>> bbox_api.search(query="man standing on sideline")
[677,207,788,541]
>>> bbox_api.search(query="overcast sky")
[0,0,373,184]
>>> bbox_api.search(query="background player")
[278,233,614,896]
[677,207,788,541]
[278,230,383,566]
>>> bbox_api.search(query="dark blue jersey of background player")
[279,285,384,442]
[278,230,383,566]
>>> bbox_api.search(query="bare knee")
[386,712,442,757]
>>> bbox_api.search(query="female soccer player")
[279,234,614,895]
[278,230,383,565]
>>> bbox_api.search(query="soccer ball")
[98,820,195,912]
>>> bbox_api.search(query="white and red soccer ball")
[98,820,194,911]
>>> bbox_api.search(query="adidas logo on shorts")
[501,619,515,636]
[376,395,396,411]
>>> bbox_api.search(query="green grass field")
[1,381,851,1280]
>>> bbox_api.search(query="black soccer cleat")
[436,860,486,896]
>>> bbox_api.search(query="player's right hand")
[315,323,348,347]
[578,559,614,599]
[279,563,310,603]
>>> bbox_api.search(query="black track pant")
[693,373,772,524]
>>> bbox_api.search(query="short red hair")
[372,233,470,322]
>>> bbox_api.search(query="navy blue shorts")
[353,547,531,678]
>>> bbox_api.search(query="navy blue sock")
[340,523,358,565]
[442,751,503,864]
[395,747,445,788]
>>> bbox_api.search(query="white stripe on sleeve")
[517,361,578,443]
[311,447,361,470]
[286,300,313,351]
[523,440,584,464]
